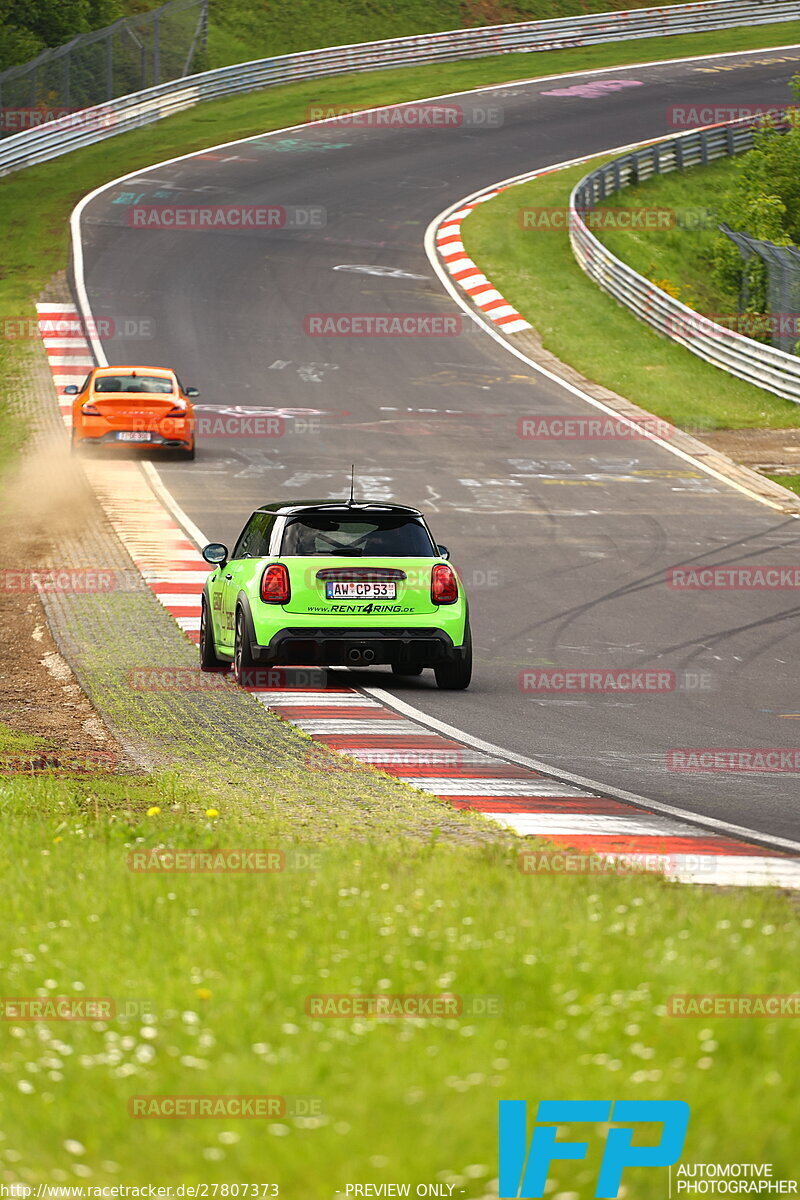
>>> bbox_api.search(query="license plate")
[325,581,397,600]
[117,431,151,442]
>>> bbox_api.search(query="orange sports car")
[67,366,198,459]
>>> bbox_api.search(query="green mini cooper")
[200,499,472,690]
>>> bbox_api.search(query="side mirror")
[202,543,228,566]
[437,545,450,560]
[185,386,199,397]
[64,385,79,395]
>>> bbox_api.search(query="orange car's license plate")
[117,432,152,442]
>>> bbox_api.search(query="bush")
[711,89,800,309]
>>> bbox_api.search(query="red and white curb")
[434,192,531,334]
[36,302,95,427]
[36,303,800,888]
[36,302,205,642]
[250,686,800,889]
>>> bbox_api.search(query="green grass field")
[1,760,798,1187]
[589,158,740,317]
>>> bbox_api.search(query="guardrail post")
[106,34,113,102]
[154,12,161,86]
[62,52,71,107]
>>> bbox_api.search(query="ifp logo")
[499,1100,690,1198]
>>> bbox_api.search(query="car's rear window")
[94,374,174,394]
[281,513,435,557]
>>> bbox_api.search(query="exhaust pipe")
[347,647,376,664]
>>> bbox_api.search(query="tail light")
[260,563,290,604]
[431,563,458,605]
[81,402,101,415]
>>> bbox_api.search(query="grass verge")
[461,156,800,430]
[0,766,798,1186]
[589,157,740,317]
[765,471,800,493]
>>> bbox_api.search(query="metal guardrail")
[0,0,797,178]
[569,115,800,403]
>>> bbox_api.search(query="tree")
[712,108,800,311]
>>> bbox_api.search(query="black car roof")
[255,499,425,517]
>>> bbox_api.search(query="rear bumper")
[74,430,193,450]
[252,626,462,667]
[73,415,194,451]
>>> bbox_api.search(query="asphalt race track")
[77,45,800,845]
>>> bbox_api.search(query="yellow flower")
[53,836,63,844]
[196,987,212,1000]
[205,808,219,818]
[146,806,161,817]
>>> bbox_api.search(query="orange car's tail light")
[260,563,290,604]
[81,402,101,415]
[431,563,458,605]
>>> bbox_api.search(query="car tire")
[434,624,472,691]
[184,443,196,461]
[69,430,80,456]
[233,606,257,685]
[199,599,228,672]
[392,663,423,676]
